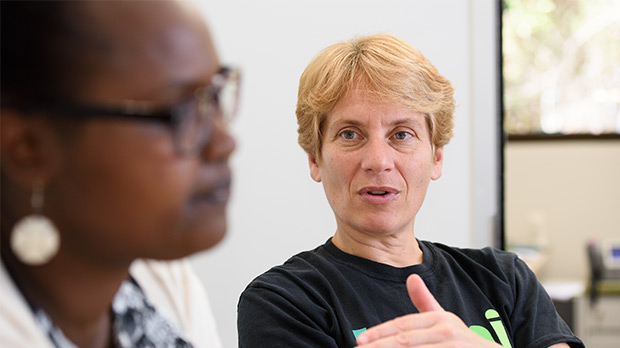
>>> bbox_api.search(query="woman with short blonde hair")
[296,34,455,161]
[238,34,582,348]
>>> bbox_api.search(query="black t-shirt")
[238,239,584,348]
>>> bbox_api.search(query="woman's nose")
[200,118,236,162]
[360,137,394,174]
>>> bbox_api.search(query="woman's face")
[44,1,235,264]
[309,88,443,239]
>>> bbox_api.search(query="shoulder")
[243,246,329,293]
[130,258,222,348]
[0,261,54,348]
[238,242,344,316]
[237,243,357,346]
[420,240,537,294]
[130,258,200,311]
[422,240,523,273]
[422,240,517,261]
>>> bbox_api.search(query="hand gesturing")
[355,274,502,347]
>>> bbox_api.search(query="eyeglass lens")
[175,67,240,156]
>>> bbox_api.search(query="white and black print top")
[35,278,192,348]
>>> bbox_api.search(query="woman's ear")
[0,111,62,188]
[308,153,322,183]
[431,146,444,181]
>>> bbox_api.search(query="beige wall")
[505,140,620,281]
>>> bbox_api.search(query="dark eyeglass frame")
[13,66,241,157]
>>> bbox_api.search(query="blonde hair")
[296,34,455,159]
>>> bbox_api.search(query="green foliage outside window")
[503,0,620,135]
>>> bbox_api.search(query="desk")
[574,281,620,348]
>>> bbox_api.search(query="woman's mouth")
[368,190,389,196]
[192,179,232,205]
[359,186,399,204]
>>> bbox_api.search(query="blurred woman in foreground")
[1,1,238,347]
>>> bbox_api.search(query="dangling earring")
[10,181,60,266]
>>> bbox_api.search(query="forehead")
[327,88,428,129]
[76,1,219,101]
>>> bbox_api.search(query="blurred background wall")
[505,140,620,281]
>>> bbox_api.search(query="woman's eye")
[340,130,359,140]
[393,131,412,140]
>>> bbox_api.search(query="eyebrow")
[160,79,203,96]
[329,117,426,129]
[329,119,363,128]
[389,117,426,129]
[147,66,225,100]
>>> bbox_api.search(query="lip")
[358,186,399,204]
[192,177,232,205]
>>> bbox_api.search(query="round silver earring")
[10,182,60,266]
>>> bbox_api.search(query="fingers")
[356,274,443,346]
[355,314,438,346]
[356,275,500,347]
[407,274,443,313]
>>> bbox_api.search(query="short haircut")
[296,34,455,160]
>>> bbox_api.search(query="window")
[503,0,620,136]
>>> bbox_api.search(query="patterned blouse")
[34,278,193,348]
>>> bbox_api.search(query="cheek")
[103,154,194,226]
[319,156,359,215]
[86,126,193,213]
[402,160,433,199]
[321,156,352,190]
[49,125,198,258]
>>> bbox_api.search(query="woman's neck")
[331,227,423,267]
[3,252,129,348]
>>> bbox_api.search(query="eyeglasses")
[17,66,241,157]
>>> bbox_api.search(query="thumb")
[407,274,443,312]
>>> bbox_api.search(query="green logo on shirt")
[353,309,512,348]
[352,328,367,339]
[469,309,512,348]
